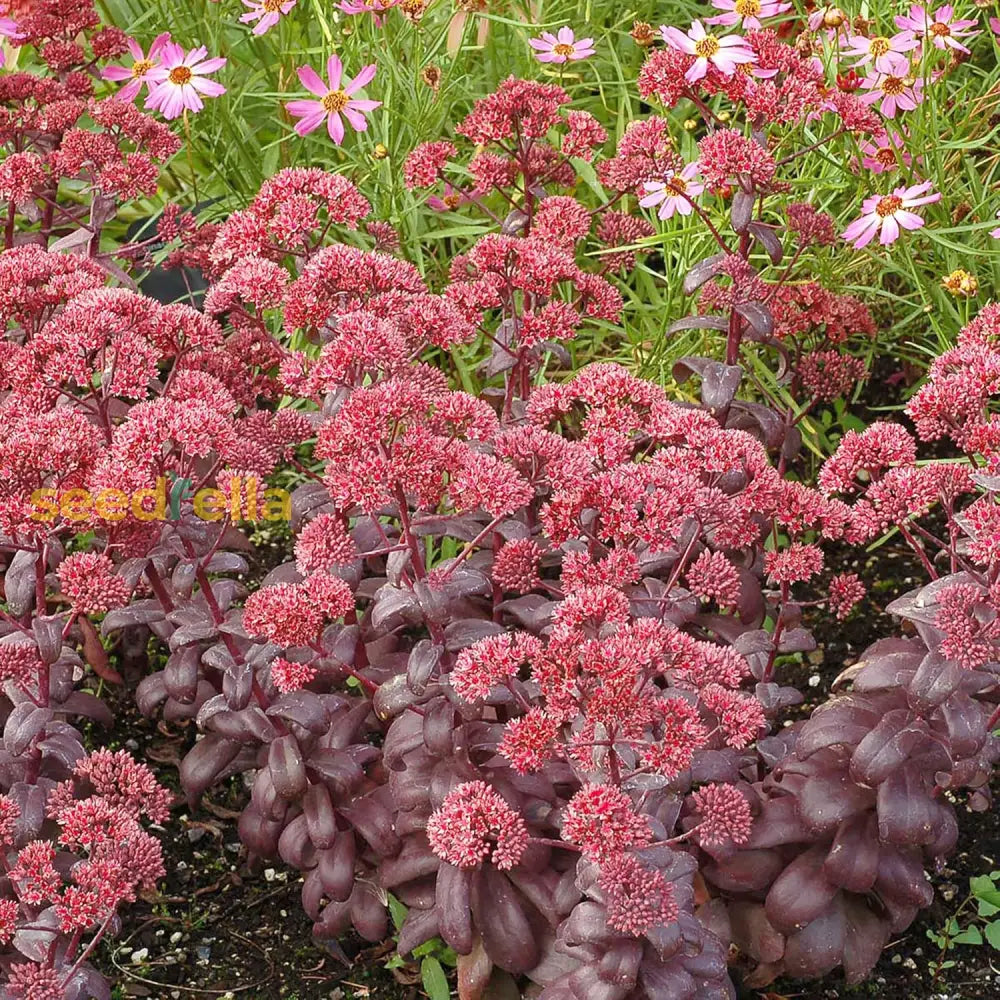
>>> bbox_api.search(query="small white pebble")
[808,674,821,688]
[264,868,276,882]
[131,948,148,965]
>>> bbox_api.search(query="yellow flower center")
[131,58,153,78]
[695,36,721,58]
[930,21,950,37]
[263,0,284,9]
[942,269,977,296]
[869,37,891,57]
[322,90,350,112]
[553,43,575,56]
[875,195,902,217]
[168,66,192,86]
[667,176,688,193]
[443,193,462,208]
[875,146,897,167]
[882,75,905,95]
[735,0,761,16]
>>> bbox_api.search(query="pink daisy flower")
[101,32,171,102]
[660,20,756,83]
[240,0,297,36]
[859,53,924,117]
[427,183,486,212]
[528,27,595,64]
[338,0,398,16]
[842,180,941,248]
[706,0,791,32]
[857,128,913,173]
[991,210,1000,239]
[639,162,704,220]
[144,42,227,120]
[894,4,979,53]
[842,29,920,73]
[285,55,380,144]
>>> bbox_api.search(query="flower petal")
[298,65,327,97]
[327,53,343,91]
[327,110,345,144]
[344,63,376,95]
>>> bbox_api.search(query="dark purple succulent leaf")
[278,813,314,869]
[764,845,840,935]
[748,221,783,263]
[499,595,556,632]
[31,617,63,665]
[179,734,243,805]
[4,703,54,756]
[876,763,937,846]
[411,514,490,542]
[842,897,892,985]
[727,400,786,451]
[37,732,86,772]
[437,862,475,954]
[268,691,330,733]
[222,659,254,710]
[317,833,358,902]
[164,646,201,704]
[60,692,113,726]
[444,618,507,651]
[136,672,169,716]
[372,673,419,721]
[795,701,881,759]
[874,846,934,909]
[471,866,539,974]
[776,626,815,654]
[340,795,401,857]
[705,849,784,893]
[397,907,441,957]
[682,253,724,295]
[9,781,47,842]
[371,583,422,631]
[268,733,308,800]
[730,189,754,233]
[849,710,931,785]
[735,301,774,340]
[169,619,219,649]
[407,640,443,695]
[12,906,59,960]
[672,357,743,411]
[65,964,112,1000]
[5,550,38,616]
[792,764,875,835]
[101,601,166,635]
[302,783,338,850]
[907,651,964,711]
[203,551,249,574]
[935,691,989,757]
[667,314,729,336]
[781,897,847,979]
[754,682,804,712]
[423,698,456,757]
[350,882,389,942]
[822,813,879,892]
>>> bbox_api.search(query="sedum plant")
[0,2,997,993]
